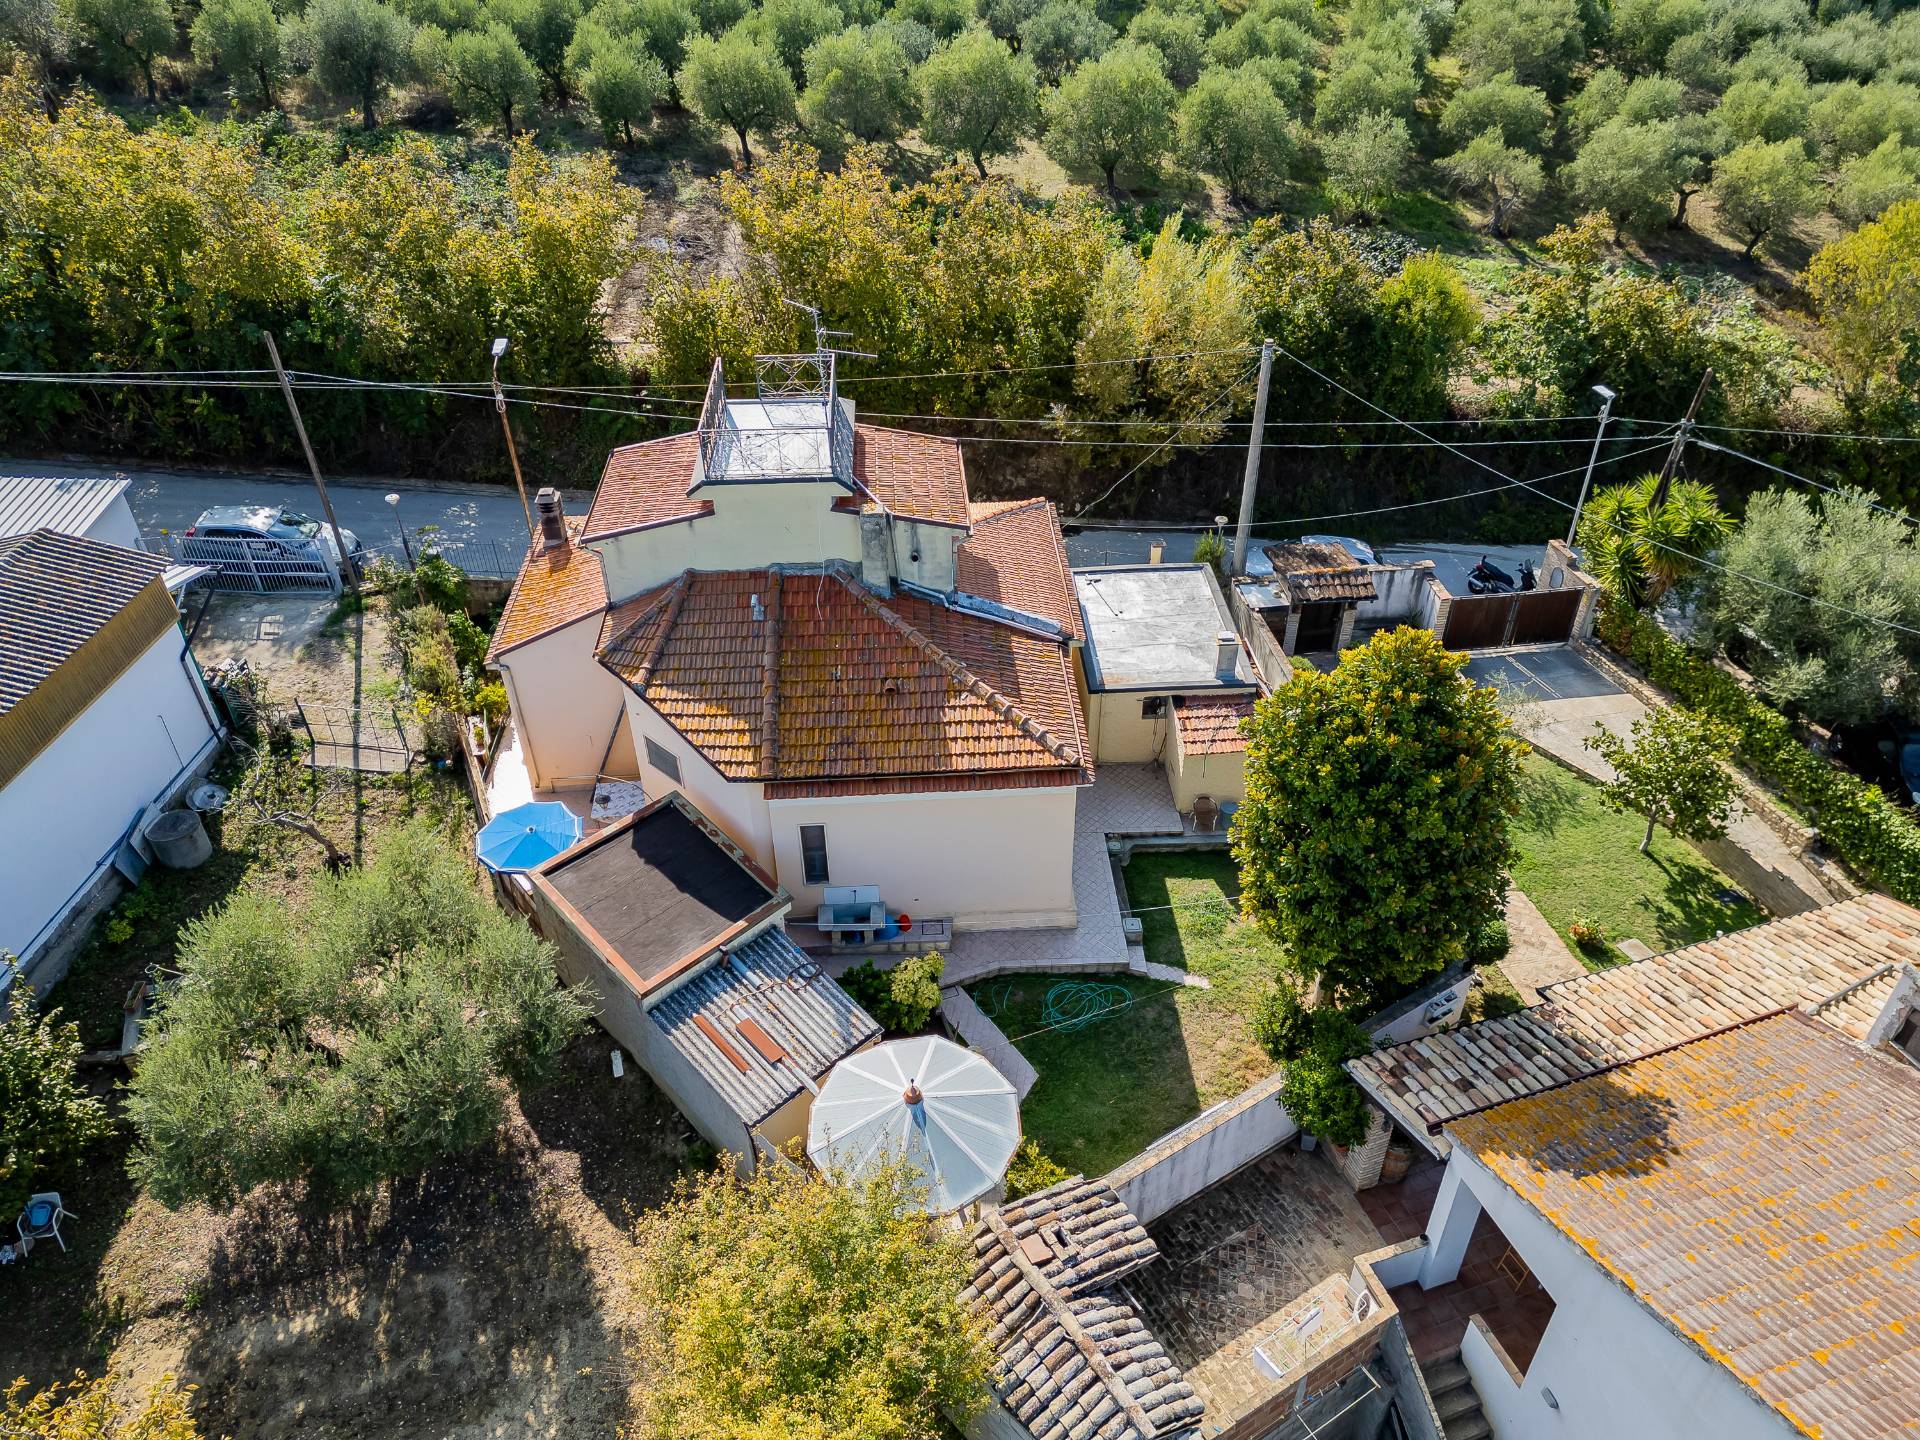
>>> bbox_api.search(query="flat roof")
[1073,565,1254,692]
[538,796,777,990]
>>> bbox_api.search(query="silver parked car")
[186,505,364,562]
[180,505,366,593]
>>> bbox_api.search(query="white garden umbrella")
[806,1035,1020,1213]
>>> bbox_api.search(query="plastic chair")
[17,1192,72,1254]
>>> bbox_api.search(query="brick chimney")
[535,487,566,551]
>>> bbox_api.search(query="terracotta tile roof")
[852,424,970,527]
[956,499,1082,641]
[1265,542,1377,604]
[1451,1012,1920,1440]
[0,529,166,713]
[597,566,1087,792]
[1350,894,1920,1143]
[1807,965,1907,1040]
[1172,694,1255,755]
[582,432,711,540]
[583,424,968,540]
[486,524,608,661]
[962,1176,1204,1440]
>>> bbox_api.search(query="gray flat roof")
[540,798,776,988]
[1073,564,1254,691]
[0,475,129,539]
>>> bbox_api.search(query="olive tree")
[68,0,173,103]
[1834,137,1920,226]
[915,25,1039,177]
[1017,0,1110,80]
[1437,70,1552,152]
[308,0,416,128]
[1041,41,1176,190]
[584,43,667,143]
[1177,66,1294,205]
[1125,6,1203,87]
[1321,108,1412,221]
[1231,627,1525,1006]
[0,0,73,117]
[1564,118,1682,239]
[1452,0,1583,95]
[680,24,798,165]
[1710,137,1820,259]
[1440,127,1544,237]
[446,22,541,133]
[800,24,917,141]
[192,0,288,104]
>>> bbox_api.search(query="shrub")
[1,1373,207,1440]
[840,951,945,1032]
[1003,1137,1070,1199]
[1191,527,1227,580]
[0,1000,114,1219]
[1467,915,1509,965]
[1597,602,1920,904]
[1566,912,1607,952]
[1252,990,1373,1148]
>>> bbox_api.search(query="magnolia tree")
[630,1161,991,1440]
[1232,627,1525,1008]
[1587,707,1739,854]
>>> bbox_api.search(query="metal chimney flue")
[534,487,566,551]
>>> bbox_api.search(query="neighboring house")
[521,792,882,1171]
[0,529,223,991]
[1409,1011,1918,1440]
[1072,563,1261,818]
[0,475,145,551]
[959,1175,1205,1440]
[1341,896,1920,1440]
[487,352,1091,933]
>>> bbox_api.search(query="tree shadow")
[1512,759,1580,840]
[1497,1065,1681,1183]
[1636,850,1758,949]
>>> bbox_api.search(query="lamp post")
[386,492,424,603]
[1565,384,1617,549]
[490,337,535,542]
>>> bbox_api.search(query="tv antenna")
[782,299,876,360]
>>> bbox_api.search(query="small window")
[1895,1008,1920,1064]
[644,736,681,784]
[1141,697,1167,719]
[800,825,829,885]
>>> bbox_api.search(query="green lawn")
[971,851,1280,1176]
[1511,753,1764,968]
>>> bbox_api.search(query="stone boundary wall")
[1103,1070,1296,1226]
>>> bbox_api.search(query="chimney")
[750,593,766,622]
[535,487,566,551]
[1148,540,1165,565]
[1216,631,1241,680]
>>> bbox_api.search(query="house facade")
[487,353,1091,934]
[1,528,223,990]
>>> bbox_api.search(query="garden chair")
[17,1192,73,1254]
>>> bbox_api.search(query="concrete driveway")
[1466,647,1645,779]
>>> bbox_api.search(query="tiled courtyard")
[1127,1148,1385,1428]
[1359,1155,1555,1369]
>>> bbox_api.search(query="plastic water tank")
[145,808,213,869]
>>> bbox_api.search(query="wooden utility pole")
[264,332,359,591]
[1652,370,1714,509]
[1231,339,1275,578]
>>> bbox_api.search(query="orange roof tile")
[957,499,1082,642]
[1451,1012,1920,1440]
[1172,694,1255,755]
[486,525,608,661]
[852,424,970,527]
[597,566,1087,792]
[581,433,711,540]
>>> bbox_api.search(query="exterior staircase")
[1420,1348,1492,1440]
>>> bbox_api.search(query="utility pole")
[1653,369,1714,509]
[491,337,535,541]
[1232,338,1275,578]
[264,331,358,592]
[1566,384,1617,547]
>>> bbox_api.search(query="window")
[644,736,681,784]
[1895,1008,1920,1065]
[800,825,829,885]
[1141,697,1167,719]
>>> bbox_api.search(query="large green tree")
[681,25,798,165]
[1710,136,1821,259]
[583,43,666,143]
[445,21,541,133]
[1175,65,1294,205]
[1232,627,1525,1005]
[800,24,916,142]
[308,0,416,128]
[914,24,1039,177]
[126,820,587,1207]
[1,999,113,1219]
[192,0,289,105]
[1321,109,1412,221]
[629,1162,990,1440]
[1563,118,1683,239]
[1439,127,1545,238]
[68,0,172,103]
[1041,41,1176,190]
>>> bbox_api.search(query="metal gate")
[169,533,340,594]
[1443,589,1584,650]
[290,700,413,773]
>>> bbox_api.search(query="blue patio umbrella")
[476,801,582,872]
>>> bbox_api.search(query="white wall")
[496,616,631,792]
[1,629,219,964]
[85,493,146,552]
[1354,562,1436,624]
[591,483,865,603]
[1089,691,1167,764]
[1442,1147,1799,1440]
[766,784,1079,928]
[624,694,775,871]
[1104,1071,1295,1224]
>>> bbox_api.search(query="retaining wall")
[1104,1070,1296,1225]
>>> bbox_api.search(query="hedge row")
[1596,603,1920,905]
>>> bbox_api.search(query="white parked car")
[179,505,366,593]
[185,505,364,562]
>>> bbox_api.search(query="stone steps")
[1420,1349,1492,1440]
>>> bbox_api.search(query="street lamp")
[386,492,425,604]
[1565,384,1617,549]
[490,336,535,541]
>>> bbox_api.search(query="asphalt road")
[0,459,585,576]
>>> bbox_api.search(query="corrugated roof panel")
[650,929,881,1126]
[0,476,130,540]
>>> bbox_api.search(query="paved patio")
[1127,1148,1387,1429]
[1358,1155,1555,1370]
[936,764,1185,985]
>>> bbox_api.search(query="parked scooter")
[1466,557,1538,594]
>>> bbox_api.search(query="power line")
[1069,357,1262,519]
[1697,423,1920,444]
[1695,436,1920,526]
